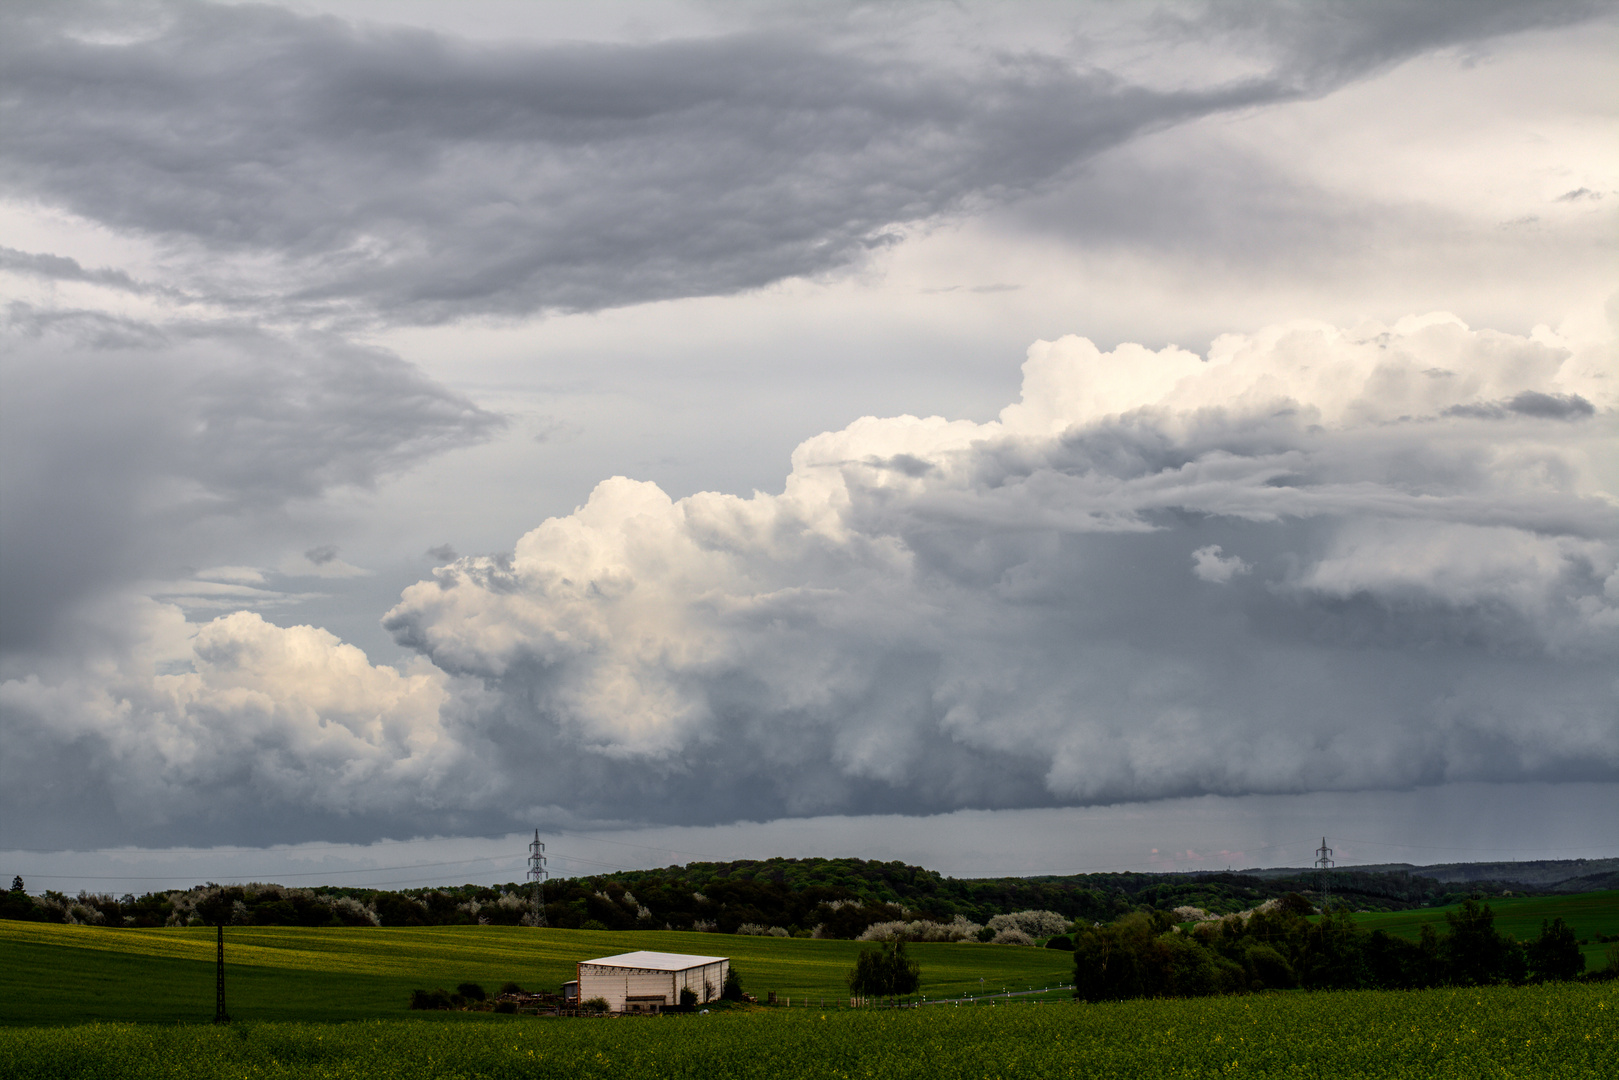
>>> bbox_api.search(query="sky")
[1,0,1616,894]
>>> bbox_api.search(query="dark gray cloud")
[0,305,501,657]
[1504,390,1597,418]
[1445,391,1596,419]
[1172,0,1610,86]
[0,2,1612,851]
[1,0,1601,324]
[0,246,186,299]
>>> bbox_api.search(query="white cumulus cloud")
[376,312,1618,822]
[0,599,480,843]
[1192,546,1251,583]
[5,312,1613,842]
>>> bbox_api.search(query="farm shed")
[576,951,729,1013]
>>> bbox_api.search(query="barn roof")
[579,950,728,971]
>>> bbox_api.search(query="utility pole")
[214,925,230,1024]
[527,829,548,927]
[1314,836,1334,911]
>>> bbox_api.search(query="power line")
[1,828,734,861]
[1324,836,1612,855]
[10,845,658,888]
[13,855,521,882]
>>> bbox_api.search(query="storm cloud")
[1,0,1601,324]
[5,313,1611,844]
[376,315,1617,820]
[1,1,1613,857]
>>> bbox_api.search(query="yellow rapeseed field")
[3,982,1614,1079]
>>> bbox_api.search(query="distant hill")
[1237,859,1619,893]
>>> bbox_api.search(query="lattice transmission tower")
[1314,836,1335,911]
[527,829,548,927]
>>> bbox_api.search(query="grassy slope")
[0,923,1075,1026]
[1348,890,1619,968]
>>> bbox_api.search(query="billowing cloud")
[0,599,482,846]
[377,313,1614,821]
[4,311,1613,844]
[1,1,1601,324]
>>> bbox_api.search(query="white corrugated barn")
[575,951,729,1013]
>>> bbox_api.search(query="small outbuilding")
[575,950,729,1014]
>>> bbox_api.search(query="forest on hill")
[1,857,1535,936]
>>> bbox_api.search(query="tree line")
[0,859,1544,940]
[1072,895,1611,1001]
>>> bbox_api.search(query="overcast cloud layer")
[1,0,1615,857]
[0,0,1602,323]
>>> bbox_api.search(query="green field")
[1347,891,1619,970]
[0,923,1075,1026]
[2,983,1615,1079]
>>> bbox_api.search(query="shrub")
[580,919,609,931]
[1241,943,1296,991]
[1526,918,1585,983]
[457,982,486,1002]
[1363,929,1434,990]
[1443,900,1525,986]
[1045,935,1074,951]
[408,989,452,1011]
[1075,913,1236,1003]
[857,916,982,943]
[493,1001,517,1014]
[848,939,921,998]
[1157,932,1245,997]
[1276,893,1316,917]
[991,928,1033,946]
[722,965,744,1001]
[373,893,428,927]
[330,895,380,927]
[499,981,525,996]
[679,986,698,1007]
[581,997,609,1013]
[987,911,1069,938]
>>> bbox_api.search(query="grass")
[2,983,1615,1079]
[4,891,1610,1028]
[0,922,1075,1025]
[1347,891,1619,969]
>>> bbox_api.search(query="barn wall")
[576,959,730,1012]
[678,960,728,1003]
[577,964,674,1012]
